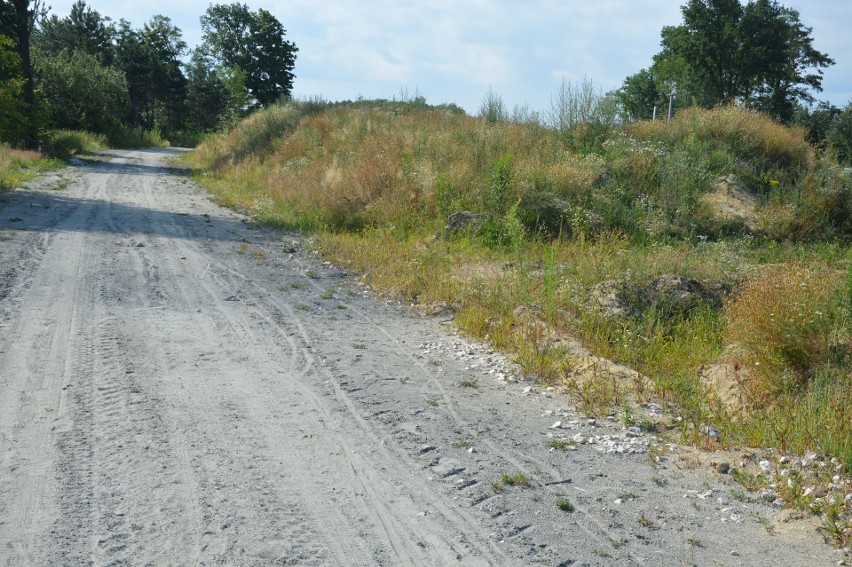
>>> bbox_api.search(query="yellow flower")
[769,179,779,186]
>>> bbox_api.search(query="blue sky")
[48,1,852,115]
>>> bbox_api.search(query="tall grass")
[0,144,61,190]
[189,99,851,475]
[40,130,108,159]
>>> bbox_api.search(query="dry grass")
[189,100,851,489]
[0,145,61,190]
[725,265,847,393]
[629,106,815,175]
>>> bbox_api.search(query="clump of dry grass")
[725,264,847,395]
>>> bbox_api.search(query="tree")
[200,3,297,107]
[37,48,128,133]
[34,0,115,64]
[649,0,833,121]
[185,51,247,131]
[615,69,669,120]
[141,15,188,134]
[793,101,840,149]
[1,0,44,148]
[828,102,852,166]
[114,19,150,129]
[0,35,25,143]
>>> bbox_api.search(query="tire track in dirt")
[0,149,838,567]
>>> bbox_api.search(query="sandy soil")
[0,149,838,566]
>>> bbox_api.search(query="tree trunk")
[13,0,38,149]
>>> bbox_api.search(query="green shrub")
[41,130,107,159]
[828,103,852,165]
[108,127,169,149]
[168,130,208,148]
[479,88,508,125]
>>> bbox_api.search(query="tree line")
[0,0,297,148]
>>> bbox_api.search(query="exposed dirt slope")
[0,149,836,566]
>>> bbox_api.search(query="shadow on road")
[0,161,255,243]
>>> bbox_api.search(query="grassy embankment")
[189,100,850,544]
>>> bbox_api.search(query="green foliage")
[0,35,25,145]
[653,0,834,121]
[185,52,248,132]
[107,126,168,149]
[3,0,41,149]
[486,152,514,215]
[616,68,669,121]
[40,129,106,159]
[794,101,841,149]
[111,15,188,135]
[200,3,297,107]
[34,1,115,63]
[479,87,507,125]
[167,130,207,148]
[140,15,188,135]
[828,102,852,166]
[36,48,129,135]
[434,173,455,218]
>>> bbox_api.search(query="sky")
[46,0,852,115]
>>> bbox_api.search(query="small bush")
[168,130,208,148]
[547,77,618,151]
[41,130,107,159]
[108,127,169,149]
[479,88,508,125]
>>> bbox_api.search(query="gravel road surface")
[0,149,838,565]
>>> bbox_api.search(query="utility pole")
[667,91,676,123]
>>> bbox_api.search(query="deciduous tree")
[34,0,114,63]
[1,0,44,148]
[37,48,128,133]
[200,3,297,107]
[625,0,834,122]
[0,35,25,143]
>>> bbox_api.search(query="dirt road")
[0,149,837,565]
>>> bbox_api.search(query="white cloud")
[42,0,852,113]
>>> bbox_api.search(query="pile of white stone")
[546,417,657,455]
[418,337,520,383]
